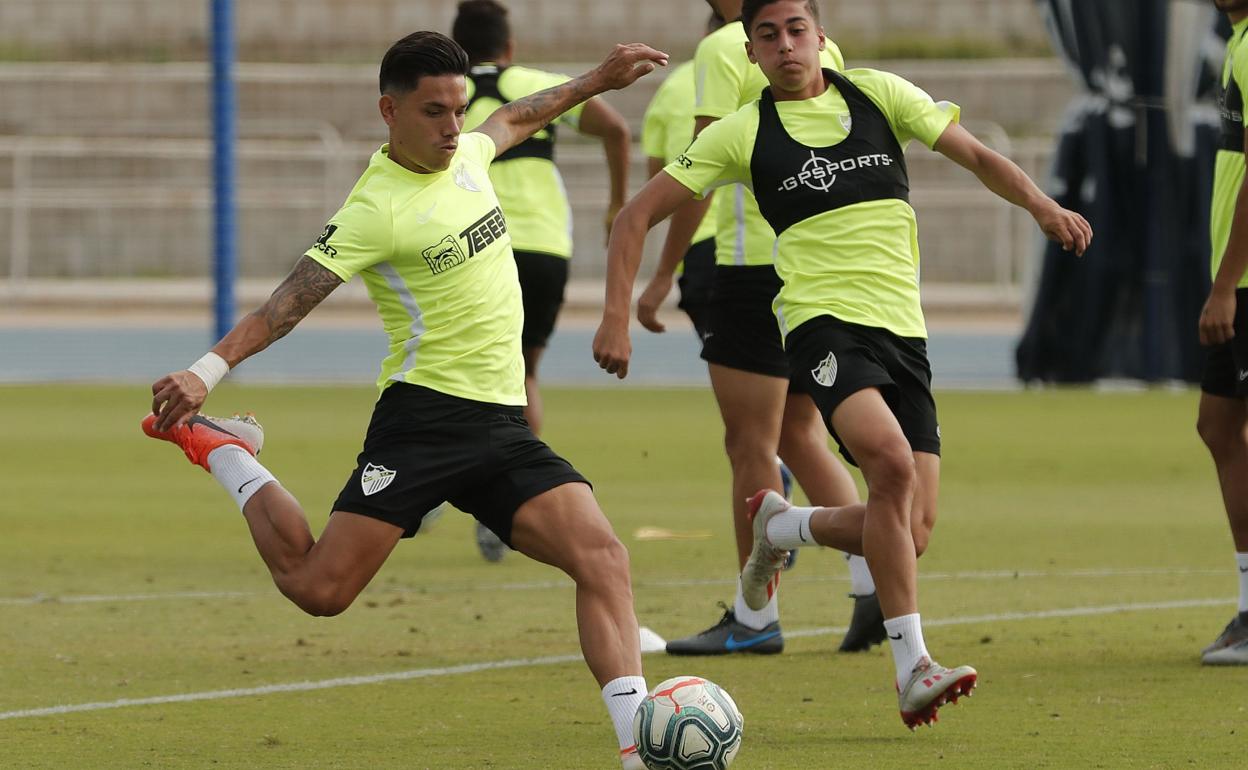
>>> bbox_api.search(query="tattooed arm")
[150,256,343,429]
[475,43,668,157]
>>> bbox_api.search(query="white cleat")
[740,489,791,612]
[897,657,978,729]
[1201,614,1248,664]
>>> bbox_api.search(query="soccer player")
[637,8,725,340]
[1197,0,1248,667]
[452,0,633,562]
[633,0,882,657]
[142,32,667,769]
[594,0,1091,727]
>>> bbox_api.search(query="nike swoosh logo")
[888,632,903,640]
[238,476,264,494]
[724,631,782,651]
[414,203,437,224]
[611,688,639,697]
[1240,566,1248,574]
[798,522,808,544]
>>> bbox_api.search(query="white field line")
[0,567,1227,607]
[0,596,1232,722]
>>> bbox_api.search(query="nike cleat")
[897,657,977,729]
[141,412,263,471]
[1202,613,1248,665]
[665,603,783,656]
[777,460,798,571]
[740,489,791,612]
[475,521,507,562]
[839,592,888,652]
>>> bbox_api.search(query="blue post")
[211,0,237,342]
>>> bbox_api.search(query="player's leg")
[1196,390,1248,664]
[513,250,569,437]
[521,344,547,435]
[910,452,940,558]
[676,237,715,341]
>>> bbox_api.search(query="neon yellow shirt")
[463,64,585,259]
[666,69,960,339]
[306,133,526,405]
[1212,18,1248,289]
[641,60,716,245]
[693,20,844,266]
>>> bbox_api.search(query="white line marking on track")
[0,596,1232,722]
[0,567,1227,607]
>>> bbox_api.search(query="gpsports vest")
[467,65,557,162]
[1221,29,1248,153]
[750,69,909,235]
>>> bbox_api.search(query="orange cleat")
[141,413,264,471]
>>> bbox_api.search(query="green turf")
[1,385,1244,768]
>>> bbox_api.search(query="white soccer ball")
[632,676,743,770]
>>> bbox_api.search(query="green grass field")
[1,384,1245,769]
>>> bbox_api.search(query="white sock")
[733,578,780,629]
[884,613,929,688]
[846,553,876,595]
[602,676,647,751]
[1237,553,1248,614]
[764,505,816,549]
[206,445,277,510]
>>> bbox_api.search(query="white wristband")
[187,352,230,392]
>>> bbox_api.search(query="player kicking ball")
[594,0,1091,728]
[143,31,667,770]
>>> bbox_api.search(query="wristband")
[187,352,230,392]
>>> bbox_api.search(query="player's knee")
[912,525,931,558]
[1197,413,1238,457]
[279,577,354,617]
[570,533,632,590]
[863,445,917,502]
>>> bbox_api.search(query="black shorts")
[332,383,589,542]
[677,238,715,340]
[1201,288,1248,399]
[786,315,940,466]
[514,250,569,349]
[700,264,790,378]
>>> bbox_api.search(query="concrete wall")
[0,0,1047,61]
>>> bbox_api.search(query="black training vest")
[750,69,909,236]
[467,64,557,162]
[1220,30,1248,153]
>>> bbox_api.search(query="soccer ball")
[632,676,743,770]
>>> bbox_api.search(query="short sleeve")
[663,107,753,198]
[1234,43,1248,109]
[694,37,747,119]
[304,197,393,282]
[462,131,498,167]
[866,70,960,150]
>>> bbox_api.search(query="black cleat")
[838,592,887,652]
[666,603,784,656]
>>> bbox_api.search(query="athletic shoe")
[897,657,978,729]
[777,460,798,571]
[740,489,791,612]
[141,412,263,471]
[475,521,507,562]
[620,745,645,770]
[665,603,783,655]
[1201,613,1248,665]
[838,592,888,652]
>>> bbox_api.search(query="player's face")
[380,74,468,173]
[745,1,826,94]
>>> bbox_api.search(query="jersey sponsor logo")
[361,462,397,496]
[312,224,339,258]
[674,153,693,169]
[453,163,482,192]
[811,351,838,387]
[460,206,508,257]
[778,150,894,193]
[422,235,468,274]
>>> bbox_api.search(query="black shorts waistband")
[378,382,525,420]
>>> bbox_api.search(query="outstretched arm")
[150,256,343,430]
[476,43,667,157]
[934,122,1092,257]
[592,171,697,378]
[579,97,632,242]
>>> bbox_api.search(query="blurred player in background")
[142,31,668,769]
[630,0,880,658]
[595,0,1090,726]
[1196,0,1248,667]
[453,0,633,562]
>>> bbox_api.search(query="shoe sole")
[741,489,788,612]
[900,672,978,729]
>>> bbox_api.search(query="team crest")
[422,236,467,274]
[811,351,838,388]
[838,113,852,132]
[453,163,481,192]
[361,463,397,496]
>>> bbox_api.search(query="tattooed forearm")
[500,74,598,131]
[258,256,342,343]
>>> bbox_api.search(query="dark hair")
[452,0,511,64]
[379,31,469,95]
[741,0,821,36]
[708,8,726,33]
